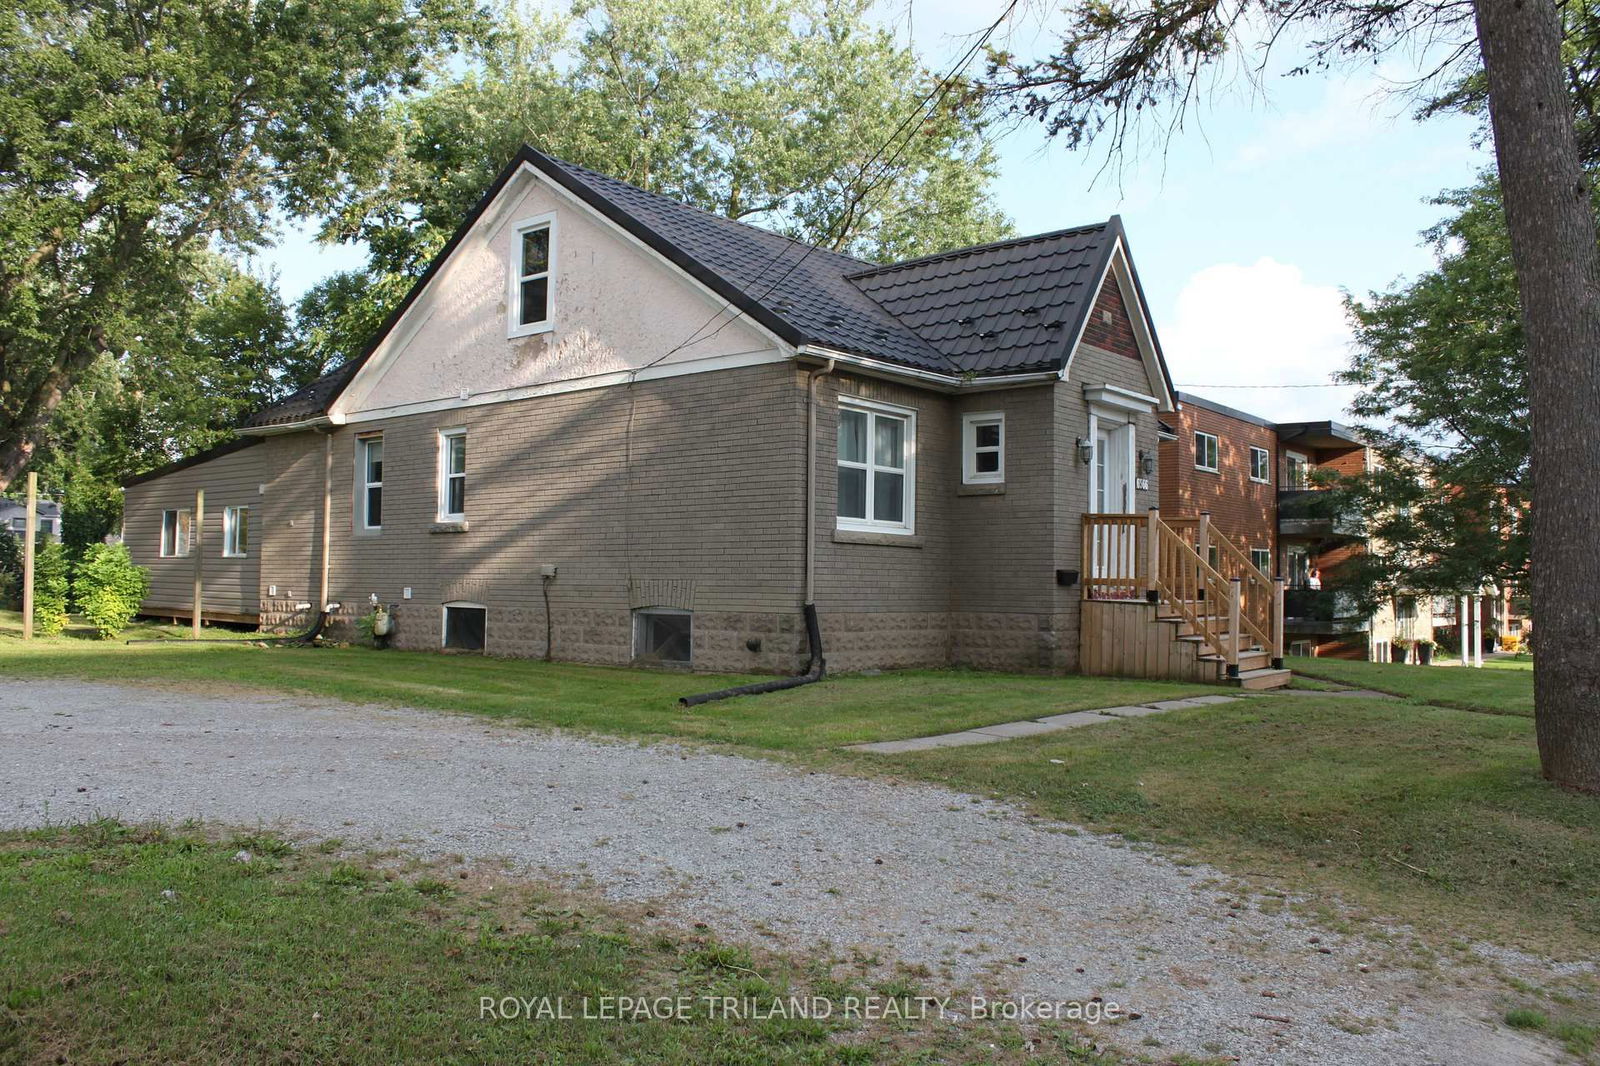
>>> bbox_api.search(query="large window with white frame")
[222,506,249,558]
[438,429,467,521]
[508,215,555,337]
[160,509,192,558]
[961,412,1004,485]
[837,399,914,533]
[1194,430,1219,473]
[1249,446,1270,483]
[359,436,383,530]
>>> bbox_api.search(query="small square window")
[443,604,486,651]
[1250,548,1271,574]
[962,412,1004,484]
[1249,446,1270,483]
[634,608,692,665]
[1194,431,1219,473]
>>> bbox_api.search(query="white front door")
[1093,422,1131,514]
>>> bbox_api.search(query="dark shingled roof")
[243,147,1134,430]
[847,224,1115,375]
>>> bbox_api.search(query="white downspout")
[804,358,836,605]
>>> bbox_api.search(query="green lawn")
[862,694,1599,959]
[0,610,1218,752]
[1290,656,1534,716]
[0,821,1144,1066]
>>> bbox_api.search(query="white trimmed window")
[962,412,1004,485]
[837,399,915,533]
[507,214,555,337]
[1249,446,1270,483]
[160,509,193,558]
[438,429,467,521]
[359,436,383,530]
[1250,548,1271,574]
[1194,431,1219,473]
[222,506,249,558]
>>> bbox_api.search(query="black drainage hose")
[679,603,826,707]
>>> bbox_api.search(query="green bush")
[31,540,71,635]
[72,543,150,639]
[0,531,20,610]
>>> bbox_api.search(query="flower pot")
[1416,643,1434,665]
[1390,644,1408,663]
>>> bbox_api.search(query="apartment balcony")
[1277,487,1365,539]
[1283,587,1370,635]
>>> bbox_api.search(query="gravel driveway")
[0,679,1568,1065]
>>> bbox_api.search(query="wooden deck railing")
[1082,508,1285,674]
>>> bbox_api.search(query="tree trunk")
[1475,0,1600,790]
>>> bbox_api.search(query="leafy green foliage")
[1335,177,1532,602]
[0,0,485,490]
[0,529,20,609]
[72,543,151,639]
[28,540,70,636]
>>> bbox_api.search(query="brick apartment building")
[1159,391,1430,660]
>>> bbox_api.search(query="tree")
[304,0,1010,364]
[0,0,483,491]
[22,259,320,552]
[1336,177,1530,604]
[982,0,1600,791]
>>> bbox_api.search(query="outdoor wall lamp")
[1076,437,1094,464]
[1139,449,1155,476]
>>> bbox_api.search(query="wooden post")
[21,472,37,640]
[191,488,204,639]
[1145,507,1160,603]
[1272,576,1286,668]
[1228,576,1242,676]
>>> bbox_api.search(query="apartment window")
[634,608,692,665]
[360,436,384,530]
[7,517,22,533]
[442,603,487,652]
[1250,548,1271,574]
[160,509,193,558]
[222,506,249,558]
[837,399,914,533]
[1249,446,1270,483]
[508,215,555,336]
[961,412,1005,485]
[1194,431,1219,473]
[1290,641,1315,658]
[438,429,467,521]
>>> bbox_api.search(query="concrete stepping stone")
[1098,704,1173,718]
[848,730,1003,754]
[1033,710,1111,728]
[972,720,1068,739]
[1176,694,1240,706]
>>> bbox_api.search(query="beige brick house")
[124,147,1198,676]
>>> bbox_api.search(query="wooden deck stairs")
[1080,510,1292,690]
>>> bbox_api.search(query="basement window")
[442,603,487,652]
[633,608,692,665]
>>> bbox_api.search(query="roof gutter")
[237,416,334,438]
[795,345,1058,393]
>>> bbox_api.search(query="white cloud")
[1161,257,1358,422]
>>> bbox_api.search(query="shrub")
[72,543,150,639]
[31,540,71,635]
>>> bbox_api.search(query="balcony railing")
[1283,587,1369,634]
[1277,488,1365,538]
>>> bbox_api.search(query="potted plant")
[1414,638,1435,665]
[1390,638,1412,663]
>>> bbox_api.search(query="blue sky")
[261,1,1493,423]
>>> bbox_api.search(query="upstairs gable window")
[508,215,556,337]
